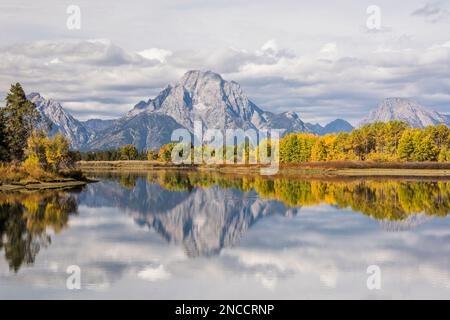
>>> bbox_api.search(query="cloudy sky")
[0,0,449,124]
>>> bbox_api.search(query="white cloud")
[48,58,61,65]
[320,42,338,55]
[1,38,449,124]
[0,1,449,124]
[258,40,278,56]
[412,2,450,23]
[138,48,173,63]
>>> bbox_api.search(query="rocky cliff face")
[128,70,270,131]
[82,118,116,133]
[28,92,92,149]
[86,111,185,151]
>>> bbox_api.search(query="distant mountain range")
[26,70,448,150]
[359,97,450,128]
[306,119,354,135]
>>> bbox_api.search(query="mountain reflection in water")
[81,171,450,257]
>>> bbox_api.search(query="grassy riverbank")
[78,160,450,177]
[0,163,90,191]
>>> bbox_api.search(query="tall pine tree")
[1,83,41,160]
[0,111,7,161]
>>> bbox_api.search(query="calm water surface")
[1,170,449,299]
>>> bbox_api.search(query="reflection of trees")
[0,191,78,272]
[142,171,450,221]
[119,174,137,189]
[157,171,193,192]
[82,171,450,257]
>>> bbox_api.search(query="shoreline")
[0,179,89,192]
[78,160,450,177]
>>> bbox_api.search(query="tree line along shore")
[76,120,450,176]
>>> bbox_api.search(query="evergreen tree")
[1,83,41,160]
[0,111,7,161]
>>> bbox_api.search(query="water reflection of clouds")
[222,206,450,298]
[1,178,450,299]
[0,204,447,298]
[137,265,171,282]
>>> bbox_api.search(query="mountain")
[262,111,310,134]
[86,111,184,150]
[88,70,313,150]
[27,71,320,151]
[359,98,449,128]
[128,70,269,131]
[306,119,354,135]
[82,119,116,132]
[320,119,354,134]
[305,122,323,134]
[27,93,92,149]
[34,72,435,151]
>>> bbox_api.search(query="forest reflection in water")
[85,171,450,257]
[0,190,79,272]
[1,170,449,272]
[113,170,450,220]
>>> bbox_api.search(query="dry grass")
[281,161,450,170]
[78,159,450,170]
[0,163,55,184]
[77,160,450,178]
[78,160,195,170]
[0,162,85,185]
